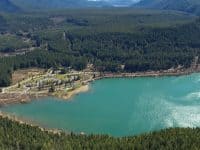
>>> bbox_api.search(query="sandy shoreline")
[0,84,90,106]
[56,84,90,100]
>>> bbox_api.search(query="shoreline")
[0,84,90,106]
[0,111,62,135]
[96,68,200,80]
[54,84,90,100]
[0,68,200,135]
[0,66,200,106]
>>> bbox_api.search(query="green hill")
[0,0,20,13]
[134,0,200,15]
[0,9,198,86]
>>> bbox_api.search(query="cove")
[1,73,200,137]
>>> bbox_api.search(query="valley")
[0,1,200,149]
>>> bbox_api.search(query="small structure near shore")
[0,68,94,105]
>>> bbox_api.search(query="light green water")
[1,73,200,136]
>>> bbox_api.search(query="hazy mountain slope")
[134,0,162,8]
[10,0,111,9]
[10,0,141,9]
[134,0,200,15]
[0,0,20,12]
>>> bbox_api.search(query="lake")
[1,73,200,137]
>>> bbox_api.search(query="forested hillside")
[134,0,200,15]
[0,116,200,150]
[0,6,200,150]
[0,10,199,87]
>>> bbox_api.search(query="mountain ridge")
[1,0,200,16]
[0,0,21,12]
[10,0,111,9]
[10,0,140,10]
[133,0,200,15]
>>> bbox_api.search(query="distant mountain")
[0,0,20,12]
[10,0,140,10]
[10,0,111,10]
[133,0,200,15]
[4,0,200,15]
[101,0,140,7]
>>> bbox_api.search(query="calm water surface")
[1,73,200,136]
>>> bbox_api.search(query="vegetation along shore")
[0,114,200,150]
[0,2,200,149]
[0,56,200,106]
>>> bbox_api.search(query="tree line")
[0,116,200,150]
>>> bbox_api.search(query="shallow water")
[1,73,200,136]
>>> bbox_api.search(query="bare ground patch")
[12,68,45,85]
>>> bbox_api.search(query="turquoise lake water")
[1,73,200,136]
